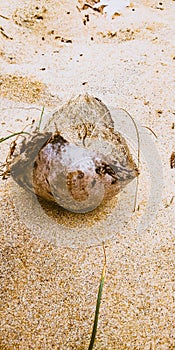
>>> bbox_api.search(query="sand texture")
[0,1,175,349]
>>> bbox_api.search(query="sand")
[0,0,175,349]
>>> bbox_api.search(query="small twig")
[0,131,31,179]
[0,26,13,40]
[88,243,106,350]
[82,3,101,12]
[0,14,10,20]
[165,196,175,208]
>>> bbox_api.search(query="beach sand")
[0,1,175,349]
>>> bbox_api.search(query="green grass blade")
[88,245,106,350]
[0,131,30,143]
[37,106,45,131]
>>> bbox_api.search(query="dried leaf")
[170,152,175,169]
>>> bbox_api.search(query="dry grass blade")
[143,126,158,139]
[119,109,140,212]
